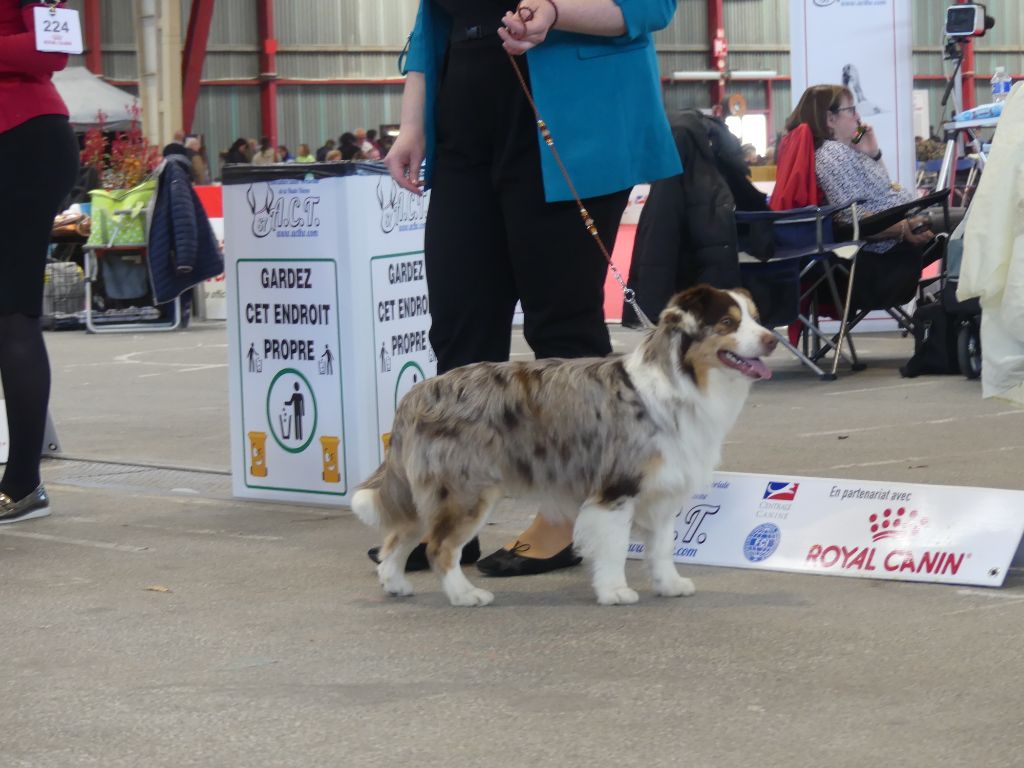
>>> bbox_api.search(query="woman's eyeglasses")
[832,105,858,115]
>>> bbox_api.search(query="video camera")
[945,4,995,38]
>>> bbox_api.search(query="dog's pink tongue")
[748,357,772,380]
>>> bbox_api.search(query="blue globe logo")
[743,523,780,562]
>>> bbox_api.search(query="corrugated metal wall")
[75,0,1023,168]
[657,0,792,135]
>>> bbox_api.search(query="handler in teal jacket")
[380,0,682,576]
[400,0,681,201]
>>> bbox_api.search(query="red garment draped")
[770,124,839,343]
[770,124,821,211]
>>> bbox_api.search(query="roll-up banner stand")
[790,0,916,191]
[223,162,434,505]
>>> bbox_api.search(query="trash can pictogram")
[320,436,340,483]
[248,431,268,477]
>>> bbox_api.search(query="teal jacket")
[404,0,682,202]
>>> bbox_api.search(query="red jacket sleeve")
[769,125,821,211]
[0,5,69,75]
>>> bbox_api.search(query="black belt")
[449,21,500,44]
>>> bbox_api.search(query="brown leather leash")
[503,42,656,330]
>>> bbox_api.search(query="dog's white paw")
[378,565,414,597]
[653,574,695,598]
[382,577,414,597]
[448,587,495,607]
[596,586,639,606]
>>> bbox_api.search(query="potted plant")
[81,103,161,246]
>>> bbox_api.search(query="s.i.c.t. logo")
[376,176,428,234]
[246,183,321,239]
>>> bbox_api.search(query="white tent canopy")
[51,67,138,132]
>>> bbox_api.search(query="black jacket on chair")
[622,110,767,326]
[146,154,224,304]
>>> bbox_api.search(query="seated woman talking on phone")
[785,84,936,307]
[789,84,935,247]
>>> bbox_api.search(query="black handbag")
[900,297,961,377]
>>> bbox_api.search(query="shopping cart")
[41,258,86,330]
[83,184,182,333]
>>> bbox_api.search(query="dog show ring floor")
[2,322,1022,767]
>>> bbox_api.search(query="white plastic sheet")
[958,82,1024,406]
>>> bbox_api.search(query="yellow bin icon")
[320,436,340,483]
[248,431,268,477]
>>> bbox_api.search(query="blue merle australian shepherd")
[353,286,776,606]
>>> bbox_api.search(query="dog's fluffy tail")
[350,490,380,527]
[351,459,417,530]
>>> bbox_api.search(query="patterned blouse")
[815,140,916,252]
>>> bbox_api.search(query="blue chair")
[737,202,865,380]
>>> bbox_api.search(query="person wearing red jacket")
[0,1,80,523]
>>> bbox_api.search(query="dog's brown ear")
[732,287,753,301]
[668,284,724,324]
[663,287,720,369]
[659,307,686,328]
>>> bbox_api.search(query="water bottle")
[991,66,1011,103]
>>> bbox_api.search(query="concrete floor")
[3,321,1024,767]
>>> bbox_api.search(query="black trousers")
[424,39,629,374]
[0,115,79,317]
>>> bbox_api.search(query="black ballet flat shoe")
[475,541,582,577]
[367,536,481,572]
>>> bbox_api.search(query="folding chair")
[827,189,952,366]
[737,202,865,380]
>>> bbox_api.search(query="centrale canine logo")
[763,481,799,502]
[869,507,928,542]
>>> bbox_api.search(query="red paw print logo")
[869,507,928,542]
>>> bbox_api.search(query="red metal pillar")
[707,0,726,107]
[83,0,102,74]
[257,0,279,148]
[182,0,215,132]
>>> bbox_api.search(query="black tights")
[0,115,77,502]
[0,313,51,500]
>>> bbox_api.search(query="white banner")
[618,184,650,226]
[629,471,1024,587]
[203,217,226,321]
[790,0,915,189]
[0,399,7,464]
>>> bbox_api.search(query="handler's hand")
[384,128,425,196]
[499,1,557,55]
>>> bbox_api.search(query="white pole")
[133,0,183,147]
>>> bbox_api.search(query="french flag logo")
[763,481,799,501]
